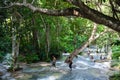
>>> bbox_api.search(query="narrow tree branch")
[10,2,81,16]
[31,0,35,4]
[109,0,119,20]
[115,9,120,13]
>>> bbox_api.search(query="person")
[52,56,56,67]
[100,55,102,60]
[90,55,94,60]
[75,55,78,58]
[68,57,73,71]
[87,50,90,57]
[90,55,95,62]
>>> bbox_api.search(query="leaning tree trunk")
[65,23,109,63]
[65,23,97,63]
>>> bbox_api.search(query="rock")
[1,73,11,79]
[0,64,16,80]
[0,64,7,75]
[0,72,3,76]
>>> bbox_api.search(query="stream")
[13,53,111,80]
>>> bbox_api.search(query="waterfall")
[2,53,13,69]
[0,53,15,80]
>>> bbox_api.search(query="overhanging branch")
[9,2,81,16]
[1,1,120,32]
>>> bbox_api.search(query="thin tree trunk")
[32,17,40,57]
[56,18,61,51]
[45,24,50,59]
[107,46,112,60]
[11,26,20,71]
[40,15,50,59]
[10,10,22,71]
[56,22,59,50]
[32,29,39,54]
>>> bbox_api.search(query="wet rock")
[0,64,15,80]
[0,64,7,75]
[1,73,11,79]
[0,72,3,76]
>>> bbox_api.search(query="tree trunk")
[56,18,61,51]
[12,31,16,69]
[32,28,40,54]
[107,46,112,60]
[65,23,109,63]
[32,17,40,57]
[11,27,20,71]
[45,24,50,59]
[40,15,50,59]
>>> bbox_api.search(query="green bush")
[18,55,26,62]
[111,60,120,67]
[112,47,120,52]
[25,53,39,63]
[45,58,51,62]
[112,45,120,60]
[0,52,4,62]
[112,52,120,60]
[18,53,39,64]
[109,72,120,80]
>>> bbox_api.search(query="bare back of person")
[52,56,56,67]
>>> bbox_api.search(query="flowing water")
[15,53,110,80]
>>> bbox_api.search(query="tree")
[1,0,119,32]
[65,23,112,62]
[0,0,119,63]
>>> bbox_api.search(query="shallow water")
[15,54,110,80]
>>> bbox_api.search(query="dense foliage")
[0,0,119,64]
[112,45,120,60]
[110,72,120,80]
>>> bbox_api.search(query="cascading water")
[2,53,13,69]
[0,53,15,80]
[15,52,110,80]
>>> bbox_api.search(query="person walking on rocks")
[52,56,56,67]
[68,56,73,71]
[87,50,90,57]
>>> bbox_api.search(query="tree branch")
[10,2,81,16]
[1,1,120,32]
[109,0,119,20]
[75,0,120,32]
[31,0,35,4]
[65,24,112,63]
